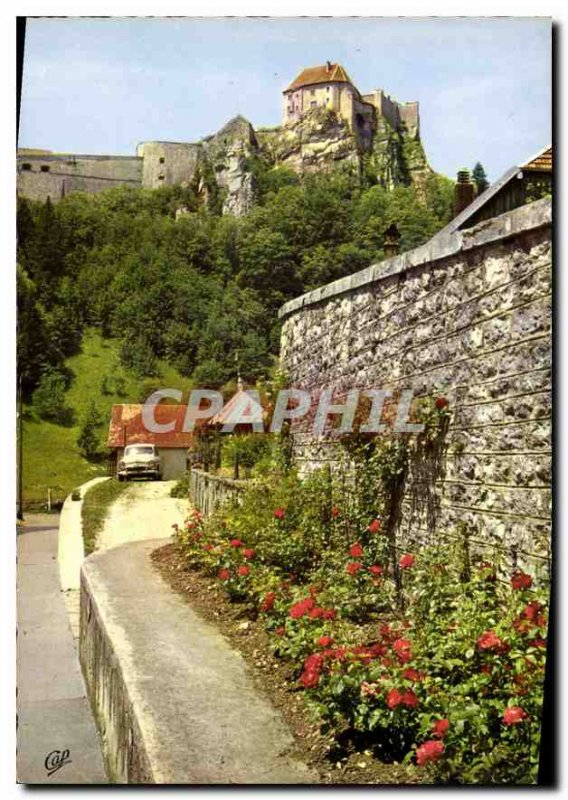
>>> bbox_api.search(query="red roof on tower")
[284,63,353,93]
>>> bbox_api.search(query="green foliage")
[472,162,489,194]
[22,329,188,507]
[170,473,190,498]
[32,369,72,425]
[77,399,103,460]
[17,167,453,394]
[81,478,129,554]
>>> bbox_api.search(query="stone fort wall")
[17,154,142,202]
[136,141,204,190]
[279,199,552,576]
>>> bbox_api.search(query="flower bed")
[168,461,549,786]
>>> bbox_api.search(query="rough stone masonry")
[279,198,552,576]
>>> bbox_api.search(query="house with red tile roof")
[107,404,193,480]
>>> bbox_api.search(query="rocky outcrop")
[257,107,360,175]
[202,116,258,216]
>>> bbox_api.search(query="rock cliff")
[206,107,433,213]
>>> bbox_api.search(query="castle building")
[17,62,421,206]
[282,61,420,149]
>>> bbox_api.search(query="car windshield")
[125,446,155,456]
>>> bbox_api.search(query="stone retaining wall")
[79,567,154,783]
[278,199,552,575]
[189,469,247,517]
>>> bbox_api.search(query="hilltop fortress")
[17,63,431,215]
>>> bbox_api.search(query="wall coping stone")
[278,198,551,321]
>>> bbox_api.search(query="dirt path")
[97,480,188,551]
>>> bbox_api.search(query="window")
[21,163,32,171]
[124,445,156,456]
[159,157,165,164]
[310,89,315,96]
[310,101,317,107]
[158,175,165,181]
[40,165,50,173]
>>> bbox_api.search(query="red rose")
[299,670,320,688]
[274,507,285,519]
[402,689,419,707]
[349,542,364,558]
[260,591,276,612]
[237,565,250,577]
[369,565,384,576]
[386,688,404,709]
[321,608,337,620]
[331,506,340,517]
[435,397,449,410]
[289,597,315,619]
[368,519,382,533]
[477,630,503,651]
[503,706,527,725]
[399,554,415,569]
[403,668,425,682]
[230,538,243,548]
[274,626,285,636]
[317,635,333,648]
[308,606,324,619]
[416,740,444,767]
[241,548,255,560]
[218,568,230,581]
[202,543,213,551]
[522,601,546,627]
[511,571,533,591]
[432,719,450,739]
[393,638,413,663]
[346,561,364,576]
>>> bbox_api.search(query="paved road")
[96,480,188,551]
[17,514,107,784]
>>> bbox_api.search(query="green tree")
[77,400,103,460]
[472,162,489,195]
[32,368,70,424]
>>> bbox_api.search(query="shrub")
[77,399,102,460]
[32,368,73,425]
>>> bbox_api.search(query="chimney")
[454,168,475,216]
[326,60,332,72]
[383,223,401,258]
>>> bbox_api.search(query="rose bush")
[172,411,549,784]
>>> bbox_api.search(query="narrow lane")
[17,514,107,784]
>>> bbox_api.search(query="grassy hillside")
[22,329,189,508]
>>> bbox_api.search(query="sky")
[18,17,551,181]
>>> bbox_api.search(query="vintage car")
[117,443,162,481]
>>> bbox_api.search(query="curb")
[58,477,109,592]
